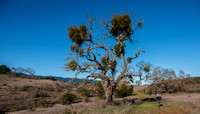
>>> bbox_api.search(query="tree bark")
[104,84,116,103]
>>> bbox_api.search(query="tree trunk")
[104,84,116,103]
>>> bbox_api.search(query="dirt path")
[158,108,184,114]
[158,108,165,114]
[172,108,184,114]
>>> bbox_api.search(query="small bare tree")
[150,67,190,93]
[12,67,26,75]
[65,12,150,102]
[25,67,36,77]
[12,67,35,77]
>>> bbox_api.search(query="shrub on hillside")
[76,87,91,102]
[115,83,133,98]
[50,77,56,81]
[60,92,77,105]
[76,87,90,97]
[147,86,153,95]
[94,81,105,99]
[0,65,11,74]
[39,100,51,108]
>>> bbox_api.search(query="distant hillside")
[35,75,97,83]
[4,72,97,83]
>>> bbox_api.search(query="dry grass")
[7,91,200,114]
[0,74,71,112]
[163,93,200,103]
[1,75,200,114]
[8,104,67,114]
[133,85,148,91]
[8,99,108,114]
[162,93,200,114]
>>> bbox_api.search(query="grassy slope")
[0,74,71,112]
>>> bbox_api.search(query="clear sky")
[0,0,200,78]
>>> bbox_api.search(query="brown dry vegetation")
[0,74,74,112]
[10,93,200,114]
[1,74,200,114]
[162,93,200,114]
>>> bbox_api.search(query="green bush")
[76,87,91,102]
[94,81,105,99]
[39,100,50,108]
[76,87,90,97]
[60,93,77,105]
[0,65,11,74]
[50,77,56,81]
[147,86,153,95]
[115,83,133,98]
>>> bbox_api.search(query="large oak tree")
[65,12,149,102]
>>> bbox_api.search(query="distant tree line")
[0,64,59,82]
[0,64,36,77]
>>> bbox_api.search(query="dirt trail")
[158,108,183,114]
[158,109,165,114]
[171,108,184,114]
[157,101,186,114]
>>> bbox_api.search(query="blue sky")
[0,0,200,78]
